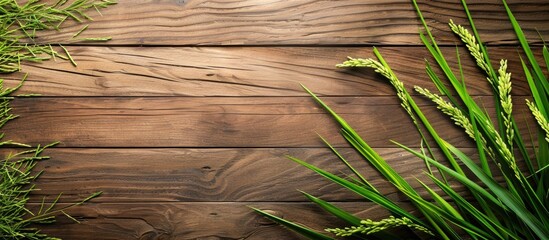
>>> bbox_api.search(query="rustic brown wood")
[32,202,417,240]
[32,0,549,45]
[6,96,534,148]
[5,96,459,148]
[6,1,546,239]
[26,147,492,203]
[6,46,543,97]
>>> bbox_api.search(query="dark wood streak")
[28,145,521,205]
[6,96,535,148]
[31,202,417,240]
[24,148,488,203]
[28,0,549,45]
[6,46,543,97]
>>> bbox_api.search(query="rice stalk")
[255,0,549,239]
[325,216,434,237]
[337,57,416,124]
[527,99,549,143]
[496,59,514,146]
[448,19,494,83]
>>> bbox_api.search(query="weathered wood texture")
[26,147,514,204]
[32,202,416,240]
[33,0,549,45]
[29,148,402,203]
[6,0,548,239]
[6,46,542,97]
[7,96,535,148]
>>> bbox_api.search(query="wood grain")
[6,46,542,97]
[5,96,469,148]
[6,96,535,148]
[25,147,495,203]
[31,0,549,45]
[6,1,546,238]
[32,202,417,240]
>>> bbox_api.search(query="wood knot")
[94,78,109,88]
[200,166,216,177]
[196,237,222,240]
[201,166,215,173]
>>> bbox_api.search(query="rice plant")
[254,0,549,239]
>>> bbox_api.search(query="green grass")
[254,0,549,239]
[0,0,115,239]
[0,75,104,240]
[0,0,115,72]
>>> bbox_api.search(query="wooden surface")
[29,202,418,239]
[6,0,548,239]
[5,96,535,148]
[34,0,549,45]
[6,46,540,97]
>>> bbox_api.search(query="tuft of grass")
[0,0,116,72]
[254,0,549,239]
[0,75,103,239]
[0,0,115,239]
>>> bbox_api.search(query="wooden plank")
[5,96,534,148]
[32,0,549,45]
[5,96,462,148]
[7,46,540,97]
[25,147,517,203]
[32,202,417,239]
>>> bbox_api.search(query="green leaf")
[543,45,549,73]
[287,156,426,226]
[301,192,399,240]
[318,135,374,190]
[251,208,334,240]
[527,59,549,117]
[425,61,458,106]
[300,191,361,226]
[469,106,491,176]
[427,175,518,240]
[444,142,549,239]
[416,179,461,220]
[302,84,416,192]
[502,0,547,86]
[396,185,489,239]
[395,141,504,209]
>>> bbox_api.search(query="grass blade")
[427,175,518,240]
[287,156,426,226]
[251,208,334,240]
[543,45,549,72]
[444,142,549,239]
[502,0,547,86]
[300,191,361,226]
[395,141,504,209]
[302,84,416,192]
[318,135,373,189]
